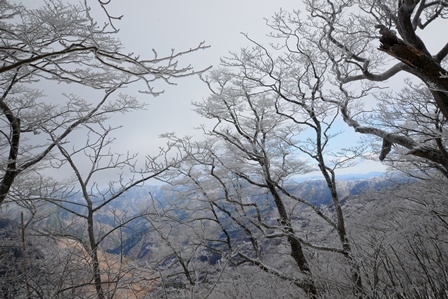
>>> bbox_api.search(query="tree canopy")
[0,0,209,206]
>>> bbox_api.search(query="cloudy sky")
[102,0,303,142]
[20,0,389,180]
[93,0,388,176]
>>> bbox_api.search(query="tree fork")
[376,25,448,120]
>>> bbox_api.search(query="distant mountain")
[104,172,401,260]
[282,172,393,205]
[0,172,417,298]
[3,172,402,264]
[334,171,386,180]
[294,171,385,182]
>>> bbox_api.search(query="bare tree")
[263,1,448,176]
[1,118,176,298]
[161,55,365,297]
[143,195,228,299]
[30,121,179,299]
[345,175,448,298]
[0,0,209,206]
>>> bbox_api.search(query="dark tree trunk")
[265,179,319,299]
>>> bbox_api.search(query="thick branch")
[0,72,20,206]
[376,25,448,119]
[0,44,98,74]
[341,103,448,169]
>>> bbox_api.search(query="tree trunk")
[87,210,105,299]
[265,180,319,299]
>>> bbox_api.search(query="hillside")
[1,172,412,298]
[100,172,398,261]
[0,219,157,298]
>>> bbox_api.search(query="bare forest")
[1,1,448,298]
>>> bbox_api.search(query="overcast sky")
[103,0,304,145]
[21,0,389,179]
[94,0,388,176]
